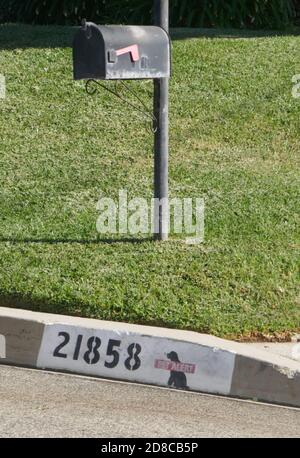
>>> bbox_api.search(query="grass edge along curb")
[0,307,299,408]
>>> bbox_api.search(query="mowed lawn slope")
[0,25,299,339]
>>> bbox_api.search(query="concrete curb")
[0,306,299,407]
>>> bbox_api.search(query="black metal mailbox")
[73,22,171,80]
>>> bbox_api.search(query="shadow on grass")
[0,292,101,320]
[1,24,300,51]
[0,236,154,245]
[0,24,75,50]
[0,292,201,334]
[0,292,63,314]
[171,27,300,40]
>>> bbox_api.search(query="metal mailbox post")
[73,0,170,241]
[153,0,169,241]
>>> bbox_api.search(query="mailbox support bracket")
[86,79,157,132]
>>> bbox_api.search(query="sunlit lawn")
[0,25,299,339]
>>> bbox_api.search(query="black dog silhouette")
[167,351,189,390]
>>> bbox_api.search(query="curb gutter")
[0,307,299,407]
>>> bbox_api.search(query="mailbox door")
[73,24,106,80]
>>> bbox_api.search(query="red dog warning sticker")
[154,359,196,374]
[154,351,196,390]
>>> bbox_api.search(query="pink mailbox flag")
[115,44,140,62]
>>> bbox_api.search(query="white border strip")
[37,323,236,394]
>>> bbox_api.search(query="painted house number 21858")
[53,332,142,371]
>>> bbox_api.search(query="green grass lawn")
[0,24,299,340]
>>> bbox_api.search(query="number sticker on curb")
[52,331,141,371]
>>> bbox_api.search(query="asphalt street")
[0,365,299,438]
